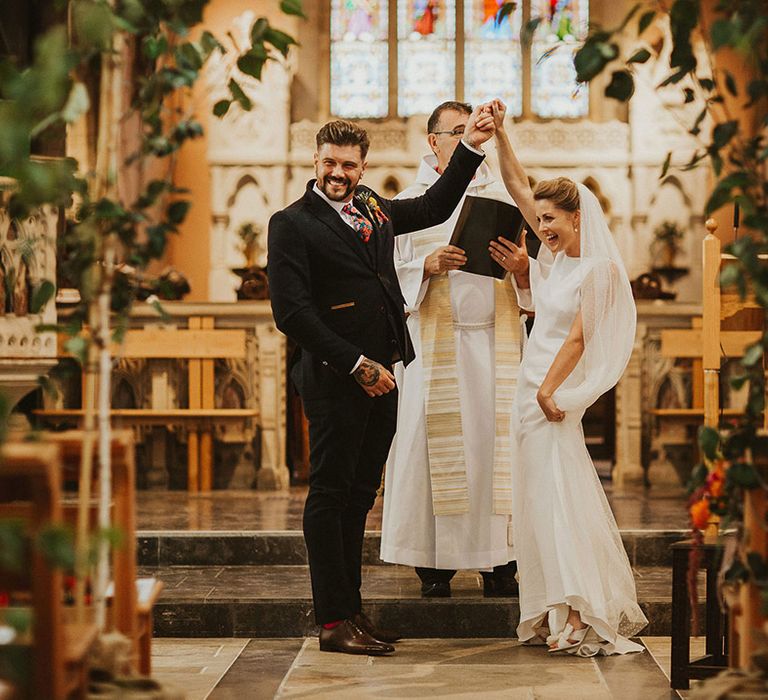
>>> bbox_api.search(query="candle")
[733,202,740,229]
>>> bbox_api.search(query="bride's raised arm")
[490,100,540,241]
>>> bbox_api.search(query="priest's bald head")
[427,101,473,174]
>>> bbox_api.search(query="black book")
[449,195,526,279]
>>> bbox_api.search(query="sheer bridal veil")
[553,183,636,413]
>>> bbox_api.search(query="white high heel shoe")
[546,623,592,653]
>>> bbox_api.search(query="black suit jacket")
[268,142,485,399]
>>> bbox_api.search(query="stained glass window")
[464,1,523,115]
[397,1,456,116]
[329,0,590,120]
[330,0,389,118]
[531,0,589,118]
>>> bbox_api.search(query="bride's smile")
[535,200,581,257]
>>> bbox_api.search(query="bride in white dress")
[487,100,648,656]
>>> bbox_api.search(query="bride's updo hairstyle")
[532,177,580,212]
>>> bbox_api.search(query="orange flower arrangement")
[688,458,730,532]
[690,498,711,530]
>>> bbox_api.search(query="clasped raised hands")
[463,103,496,149]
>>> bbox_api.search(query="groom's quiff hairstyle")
[316,120,370,160]
[427,101,472,134]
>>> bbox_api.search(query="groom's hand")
[353,357,396,397]
[462,103,496,149]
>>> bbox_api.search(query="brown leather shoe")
[353,611,402,644]
[319,619,395,656]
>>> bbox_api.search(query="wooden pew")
[36,316,258,492]
[660,220,767,670]
[0,442,97,699]
[45,430,163,675]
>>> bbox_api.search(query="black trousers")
[302,387,398,625]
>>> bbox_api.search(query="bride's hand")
[490,99,507,132]
[537,390,565,422]
[489,234,528,275]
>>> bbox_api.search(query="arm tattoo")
[354,358,381,387]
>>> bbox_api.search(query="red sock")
[323,620,343,630]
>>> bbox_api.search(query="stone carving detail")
[0,188,57,358]
[0,184,58,416]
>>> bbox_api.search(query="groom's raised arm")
[389,103,495,235]
[389,141,485,236]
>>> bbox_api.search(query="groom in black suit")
[268,110,495,655]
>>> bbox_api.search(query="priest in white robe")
[381,101,529,597]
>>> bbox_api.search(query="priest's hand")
[462,103,496,149]
[537,390,565,422]
[353,357,396,397]
[489,235,528,275]
[423,245,467,279]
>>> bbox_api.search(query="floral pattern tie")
[341,202,373,243]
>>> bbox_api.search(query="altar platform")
[136,485,697,640]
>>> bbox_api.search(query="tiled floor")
[152,636,704,699]
[136,484,690,532]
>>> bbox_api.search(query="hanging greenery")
[0,0,304,636]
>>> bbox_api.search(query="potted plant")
[651,220,685,269]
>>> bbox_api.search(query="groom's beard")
[318,174,357,201]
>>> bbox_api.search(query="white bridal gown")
[513,251,648,655]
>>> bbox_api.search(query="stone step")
[143,564,698,639]
[137,529,689,568]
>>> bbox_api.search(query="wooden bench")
[36,316,258,491]
[658,221,765,429]
[46,430,163,675]
[662,221,766,671]
[0,442,98,699]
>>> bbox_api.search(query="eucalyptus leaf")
[167,200,191,225]
[605,70,635,101]
[638,10,656,35]
[30,280,56,314]
[727,462,760,490]
[280,0,307,18]
[705,183,734,215]
[698,425,720,461]
[251,18,269,43]
[213,99,231,117]
[264,27,297,57]
[627,48,651,64]
[742,343,764,368]
[712,120,738,149]
[228,78,253,110]
[710,19,735,50]
[237,53,266,81]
